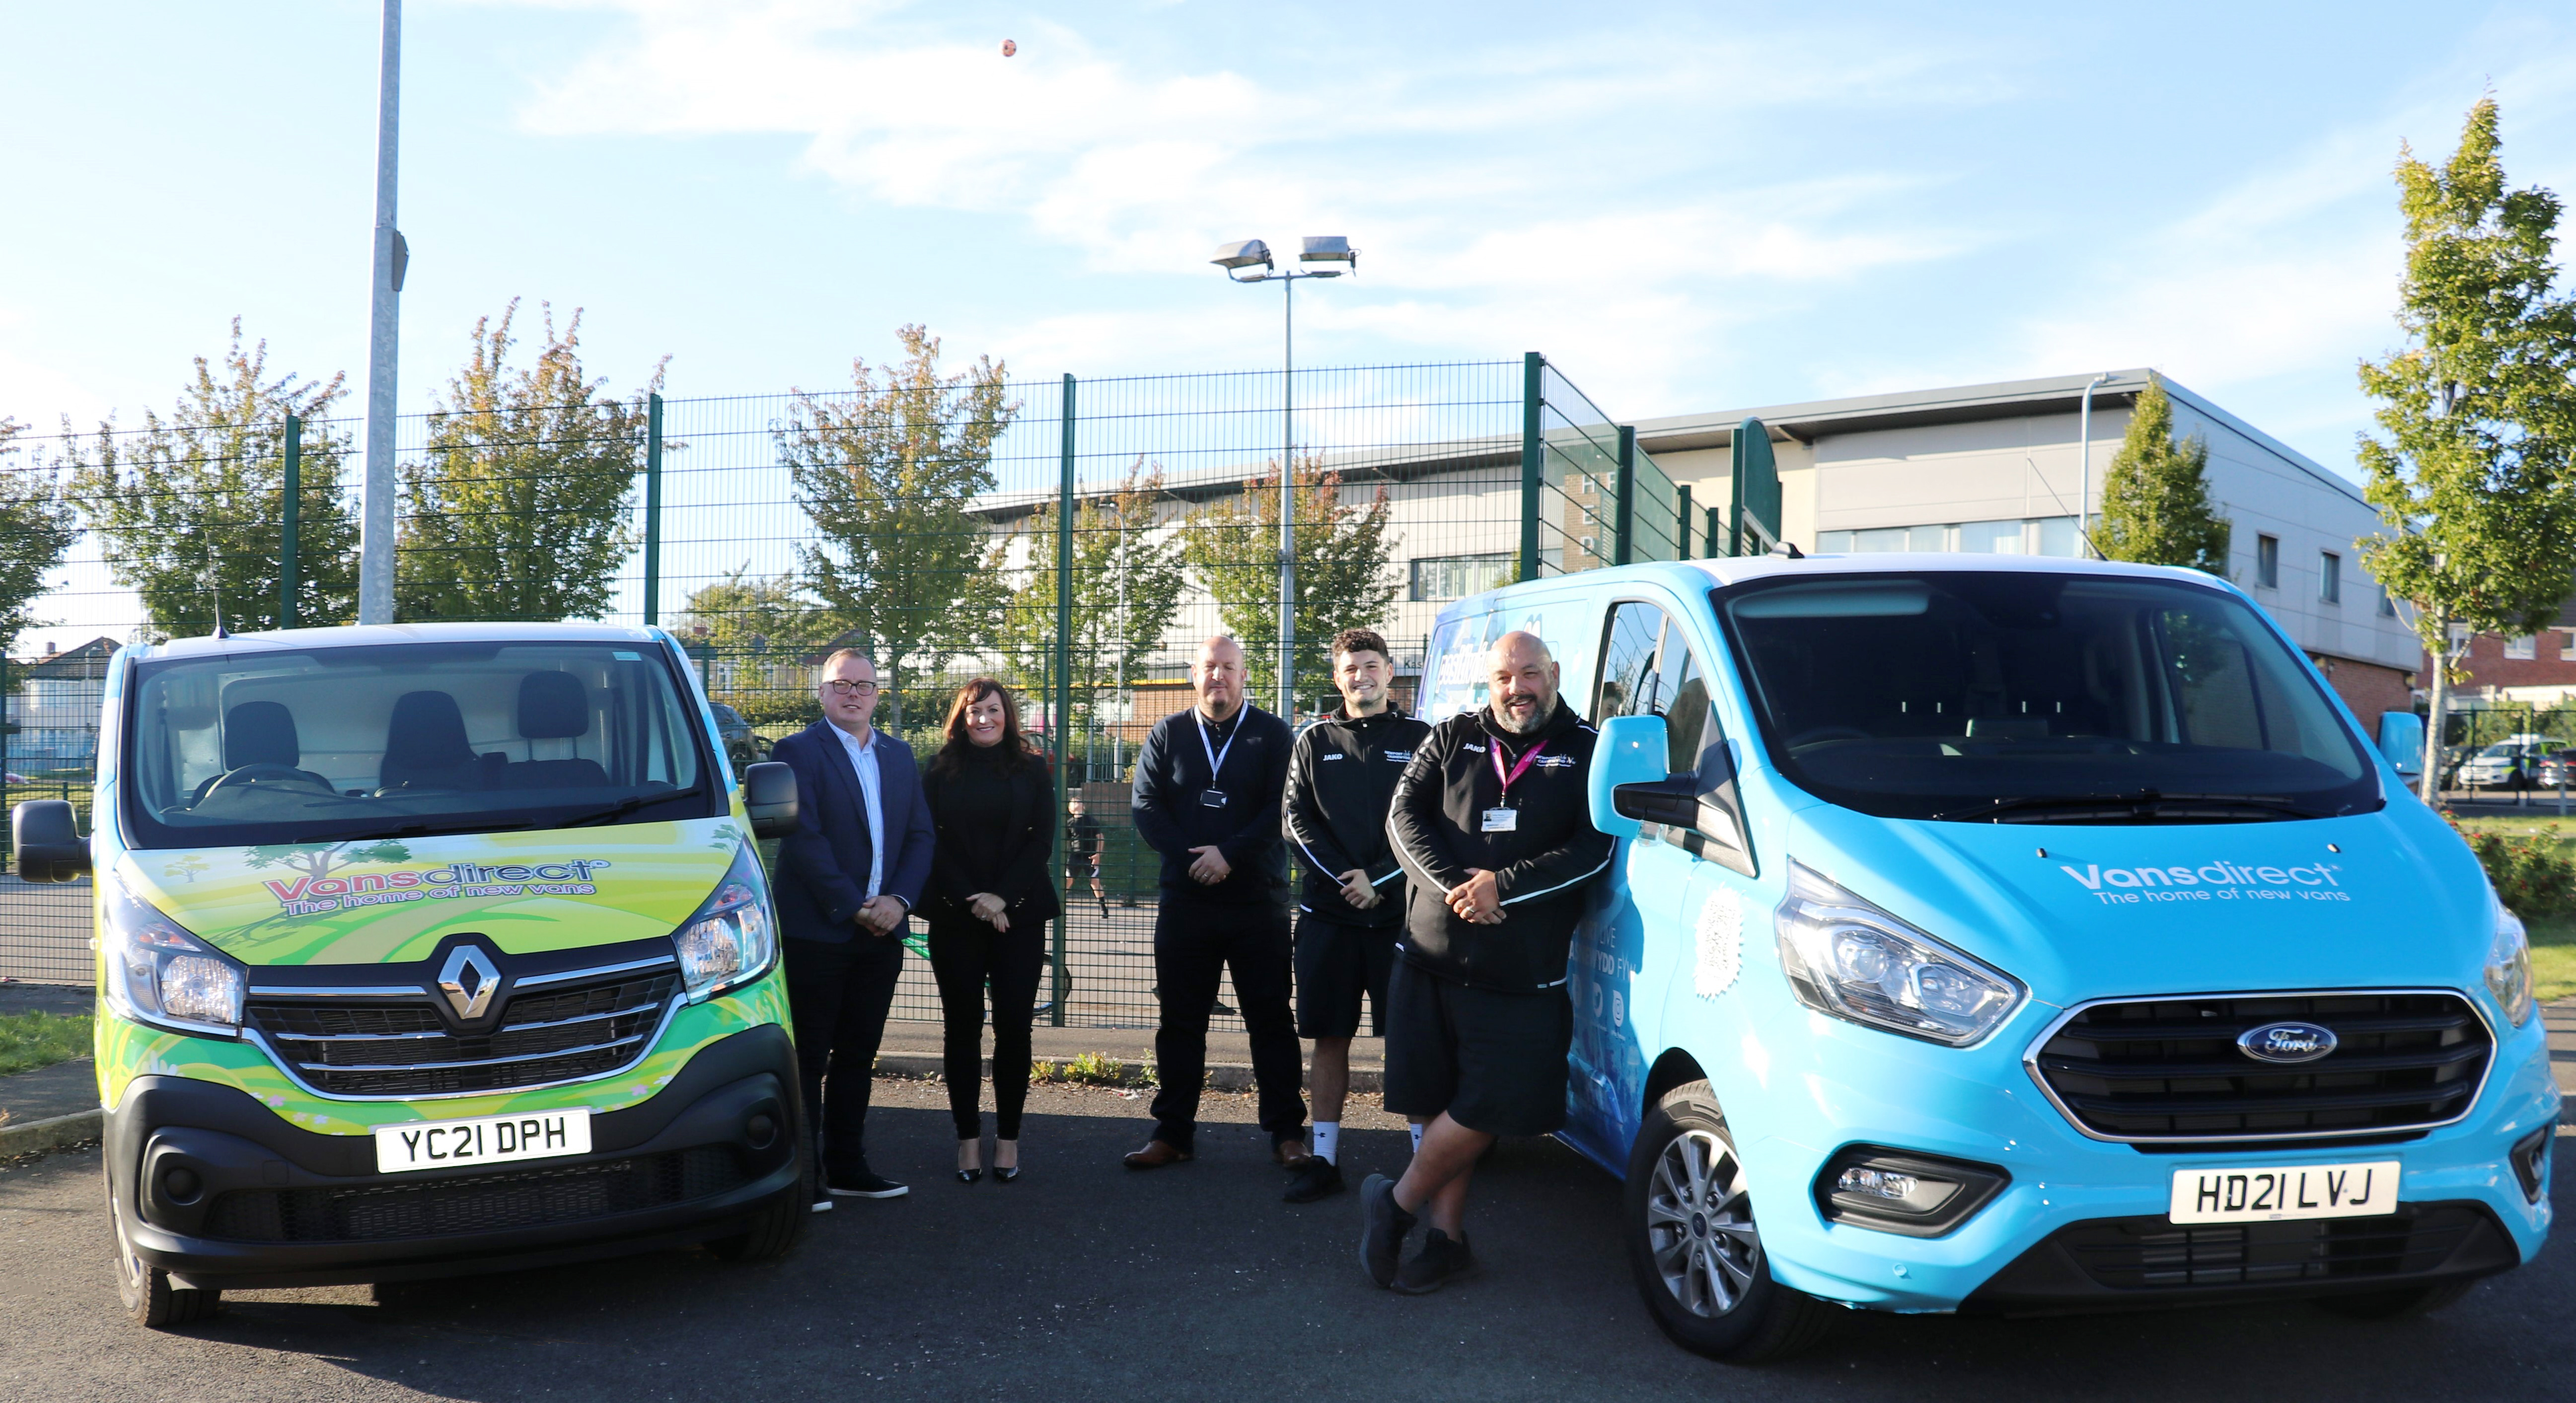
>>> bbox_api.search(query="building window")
[2448,623,2470,658]
[2505,634,2537,660]
[1814,517,2075,557]
[2256,534,2279,589]
[1409,554,1513,603]
[2319,551,2341,605]
[2379,585,2398,618]
[2560,631,2576,661]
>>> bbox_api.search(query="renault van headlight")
[1775,860,2024,1047]
[674,843,777,1001]
[2487,898,2535,1028]
[101,878,242,1036]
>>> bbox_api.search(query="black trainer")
[1284,1156,1345,1204]
[1359,1173,1415,1287]
[827,1164,909,1199]
[1392,1228,1476,1295]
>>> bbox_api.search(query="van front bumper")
[106,1025,802,1290]
[1728,1004,2558,1314]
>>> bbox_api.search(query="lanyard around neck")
[1196,710,1242,783]
[1490,737,1546,802]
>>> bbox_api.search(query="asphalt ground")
[1,1076,2571,1403]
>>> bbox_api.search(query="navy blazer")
[770,721,936,944]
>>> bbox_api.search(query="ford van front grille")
[2024,991,2492,1143]
[245,967,681,1099]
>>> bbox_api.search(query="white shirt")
[831,722,886,904]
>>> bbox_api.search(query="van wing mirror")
[11,799,91,883]
[740,762,800,840]
[1589,715,1671,840]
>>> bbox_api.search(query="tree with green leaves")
[997,458,1187,707]
[65,321,360,636]
[2355,97,2576,802]
[673,567,831,655]
[781,325,1016,726]
[0,418,80,658]
[397,301,657,623]
[1177,458,1400,708]
[2096,375,2231,573]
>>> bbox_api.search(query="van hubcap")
[1645,1128,1761,1318]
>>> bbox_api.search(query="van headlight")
[2487,898,2535,1028]
[1775,860,2024,1047]
[101,878,242,1036]
[674,843,778,1001]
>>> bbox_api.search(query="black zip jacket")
[1284,704,1432,927]
[1130,703,1292,904]
[1388,699,1612,991]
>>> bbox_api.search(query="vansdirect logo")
[2057,860,2348,907]
[261,860,615,915]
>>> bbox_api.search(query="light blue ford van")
[1415,553,2555,1362]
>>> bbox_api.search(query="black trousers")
[926,917,1046,1141]
[783,934,904,1169]
[1148,896,1305,1152]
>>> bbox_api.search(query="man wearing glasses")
[772,649,937,1207]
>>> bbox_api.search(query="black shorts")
[1293,911,1397,1039]
[1382,959,1572,1136]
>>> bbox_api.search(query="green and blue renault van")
[1416,552,2556,1362]
[10,623,808,1327]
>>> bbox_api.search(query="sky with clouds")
[5,0,2576,478]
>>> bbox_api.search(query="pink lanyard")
[1490,739,1546,805]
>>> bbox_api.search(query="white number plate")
[2168,1159,2399,1224]
[373,1108,592,1175]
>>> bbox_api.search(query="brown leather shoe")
[1123,1139,1193,1170]
[1274,1139,1314,1169]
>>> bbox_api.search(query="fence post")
[643,391,663,627]
[1613,424,1636,566]
[1704,506,1722,558]
[1675,485,1693,559]
[1050,374,1076,1027]
[279,413,301,629]
[1519,352,1544,580]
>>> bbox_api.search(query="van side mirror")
[741,762,800,840]
[11,799,91,883]
[1590,715,1671,840]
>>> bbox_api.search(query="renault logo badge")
[437,944,503,1021]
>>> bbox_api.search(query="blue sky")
[5,0,2576,477]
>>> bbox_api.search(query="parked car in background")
[708,703,769,773]
[2457,735,2555,791]
[2530,747,2576,791]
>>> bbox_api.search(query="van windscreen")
[1714,572,2382,823]
[122,640,722,849]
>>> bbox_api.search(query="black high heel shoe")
[993,1140,1020,1183]
[957,1140,983,1185]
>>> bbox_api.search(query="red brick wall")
[2430,630,2576,690]
[2310,655,2414,726]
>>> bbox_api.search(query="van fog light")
[2511,1127,2550,1203]
[1815,1146,2008,1238]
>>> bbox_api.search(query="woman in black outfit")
[920,677,1059,1183]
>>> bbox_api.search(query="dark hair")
[929,677,1039,775]
[1331,628,1390,663]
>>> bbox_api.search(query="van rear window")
[121,640,721,849]
[1714,572,2381,824]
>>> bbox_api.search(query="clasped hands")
[1186,845,1233,885]
[854,895,907,936]
[968,892,1011,932]
[1445,868,1503,924]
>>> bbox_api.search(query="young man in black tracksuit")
[1123,635,1308,1172]
[1362,630,1612,1293]
[1280,628,1433,1204]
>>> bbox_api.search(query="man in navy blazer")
[771,648,935,1205]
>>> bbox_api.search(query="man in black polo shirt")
[1124,635,1307,1171]
[1280,628,1431,1203]
[1362,630,1611,1292]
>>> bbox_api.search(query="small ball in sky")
[1001,39,1017,57]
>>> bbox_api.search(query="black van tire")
[2311,1277,2477,1321]
[1623,1081,1834,1364]
[111,1183,218,1329]
[709,1139,812,1264]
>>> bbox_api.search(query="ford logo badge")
[2238,1021,2338,1063]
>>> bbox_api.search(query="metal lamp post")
[2075,371,2113,559]
[1211,235,1357,718]
[357,0,408,624]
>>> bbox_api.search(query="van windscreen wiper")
[1931,791,2334,824]
[560,788,702,829]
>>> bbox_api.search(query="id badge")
[1481,807,1517,833]
[1200,791,1229,809]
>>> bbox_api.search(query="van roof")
[131,621,669,662]
[1454,551,2229,609]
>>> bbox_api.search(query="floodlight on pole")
[1209,234,1359,718]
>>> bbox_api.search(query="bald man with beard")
[1362,631,1612,1294]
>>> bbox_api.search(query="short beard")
[1493,696,1549,734]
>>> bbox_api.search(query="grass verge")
[0,1011,91,1078]
[2525,914,2576,1005]
[1030,1052,1155,1087]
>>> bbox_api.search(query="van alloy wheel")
[1646,1128,1762,1317]
[1622,1080,1834,1364]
